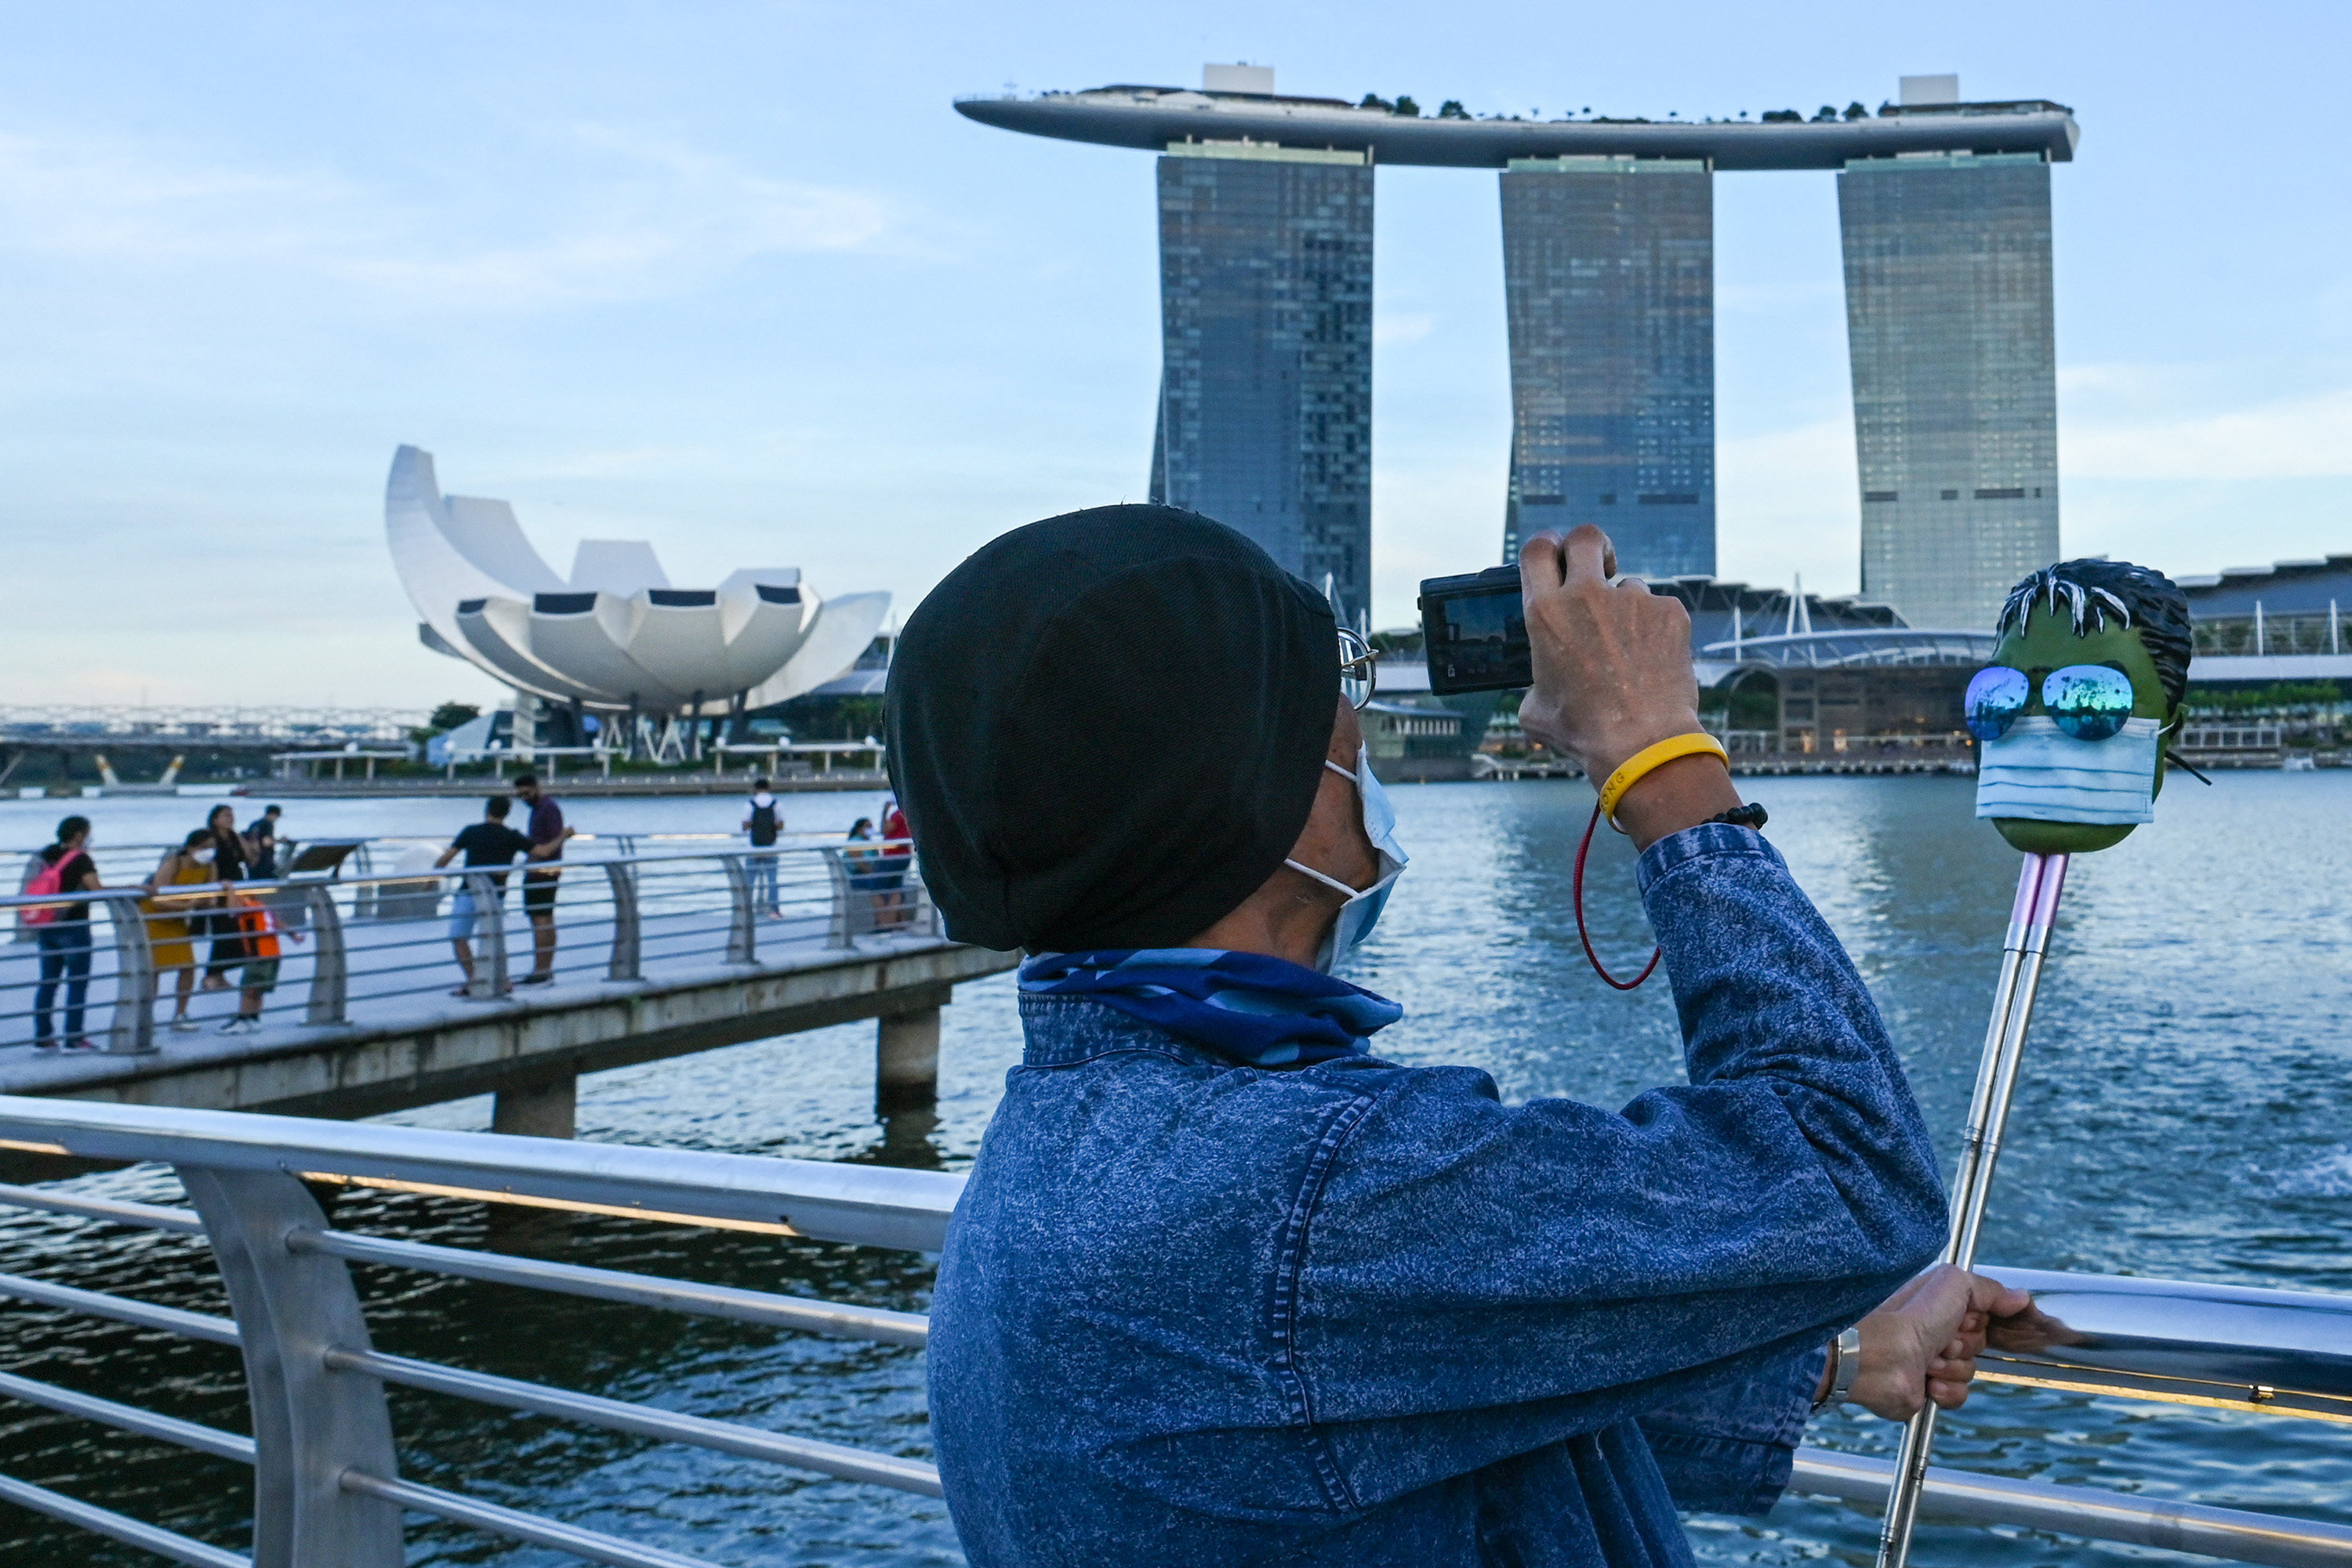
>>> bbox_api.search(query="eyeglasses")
[1965,663,2138,742]
[1338,628,1378,711]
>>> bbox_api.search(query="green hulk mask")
[1971,561,2197,855]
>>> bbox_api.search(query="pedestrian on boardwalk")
[511,774,575,985]
[198,804,251,991]
[742,776,782,916]
[142,830,215,1032]
[891,509,2028,1568]
[243,804,285,879]
[842,817,890,929]
[25,815,103,1051]
[433,797,535,995]
[216,892,300,1034]
[876,797,912,930]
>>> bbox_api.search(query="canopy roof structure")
[386,446,888,717]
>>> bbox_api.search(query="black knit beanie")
[884,506,1338,953]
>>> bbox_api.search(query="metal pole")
[1877,852,2069,1568]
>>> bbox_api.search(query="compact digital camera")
[1417,566,1530,695]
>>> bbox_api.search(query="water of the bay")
[2,771,2348,1566]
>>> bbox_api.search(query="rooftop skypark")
[954,78,2078,172]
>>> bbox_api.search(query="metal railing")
[0,839,931,1052]
[0,1096,958,1566]
[0,1098,2349,1566]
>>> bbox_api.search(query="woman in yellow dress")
[141,829,215,1033]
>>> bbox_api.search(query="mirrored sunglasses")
[1965,663,2137,742]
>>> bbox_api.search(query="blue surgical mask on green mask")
[1976,715,2162,826]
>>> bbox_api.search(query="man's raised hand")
[1515,525,1740,845]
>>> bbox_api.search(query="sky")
[1,0,2347,710]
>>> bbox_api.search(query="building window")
[1940,489,1959,500]
[1975,487,2026,500]
[1598,493,1617,505]
[1863,490,1897,503]
[1637,494,1700,506]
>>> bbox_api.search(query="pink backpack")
[20,851,78,927]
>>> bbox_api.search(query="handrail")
[324,1346,945,1494]
[0,837,915,911]
[2,1101,2351,1564]
[0,1368,256,1463]
[337,1472,720,1568]
[1790,1447,2352,1568]
[286,1227,927,1345]
[0,1473,251,1568]
[0,1097,960,1250]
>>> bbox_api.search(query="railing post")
[822,848,854,949]
[177,1165,404,1568]
[303,883,347,1026]
[103,894,157,1055]
[466,872,507,999]
[601,861,641,982]
[722,854,755,964]
[908,868,939,938]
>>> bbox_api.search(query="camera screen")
[1429,585,1530,691]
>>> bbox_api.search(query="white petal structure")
[387,446,889,715]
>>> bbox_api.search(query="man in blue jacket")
[885,508,2024,1567]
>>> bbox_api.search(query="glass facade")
[1151,143,1374,625]
[1839,152,2060,631]
[1498,157,1715,579]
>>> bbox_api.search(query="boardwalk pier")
[1,841,1014,1143]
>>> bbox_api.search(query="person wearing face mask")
[197,803,252,991]
[141,829,218,1032]
[890,509,2021,1568]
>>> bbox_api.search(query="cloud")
[2061,382,2352,481]
[0,122,889,312]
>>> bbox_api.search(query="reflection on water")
[3,775,2350,1564]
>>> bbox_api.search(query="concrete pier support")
[877,1007,941,1113]
[492,1075,578,1140]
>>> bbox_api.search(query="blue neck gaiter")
[1018,949,1403,1069]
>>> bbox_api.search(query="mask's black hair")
[1997,559,2194,710]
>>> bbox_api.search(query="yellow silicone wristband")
[1595,733,1731,829]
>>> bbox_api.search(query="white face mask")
[1283,744,1409,974]
[1976,714,2163,826]
[192,846,216,865]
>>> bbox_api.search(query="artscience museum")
[387,445,890,748]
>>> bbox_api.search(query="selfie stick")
[1873,851,2070,1568]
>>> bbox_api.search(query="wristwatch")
[1813,1325,1864,1412]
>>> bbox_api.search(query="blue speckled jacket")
[930,823,1946,1566]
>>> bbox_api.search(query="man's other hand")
[1515,525,1739,845]
[1842,1265,2034,1420]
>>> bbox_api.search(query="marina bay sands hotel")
[957,70,2079,633]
